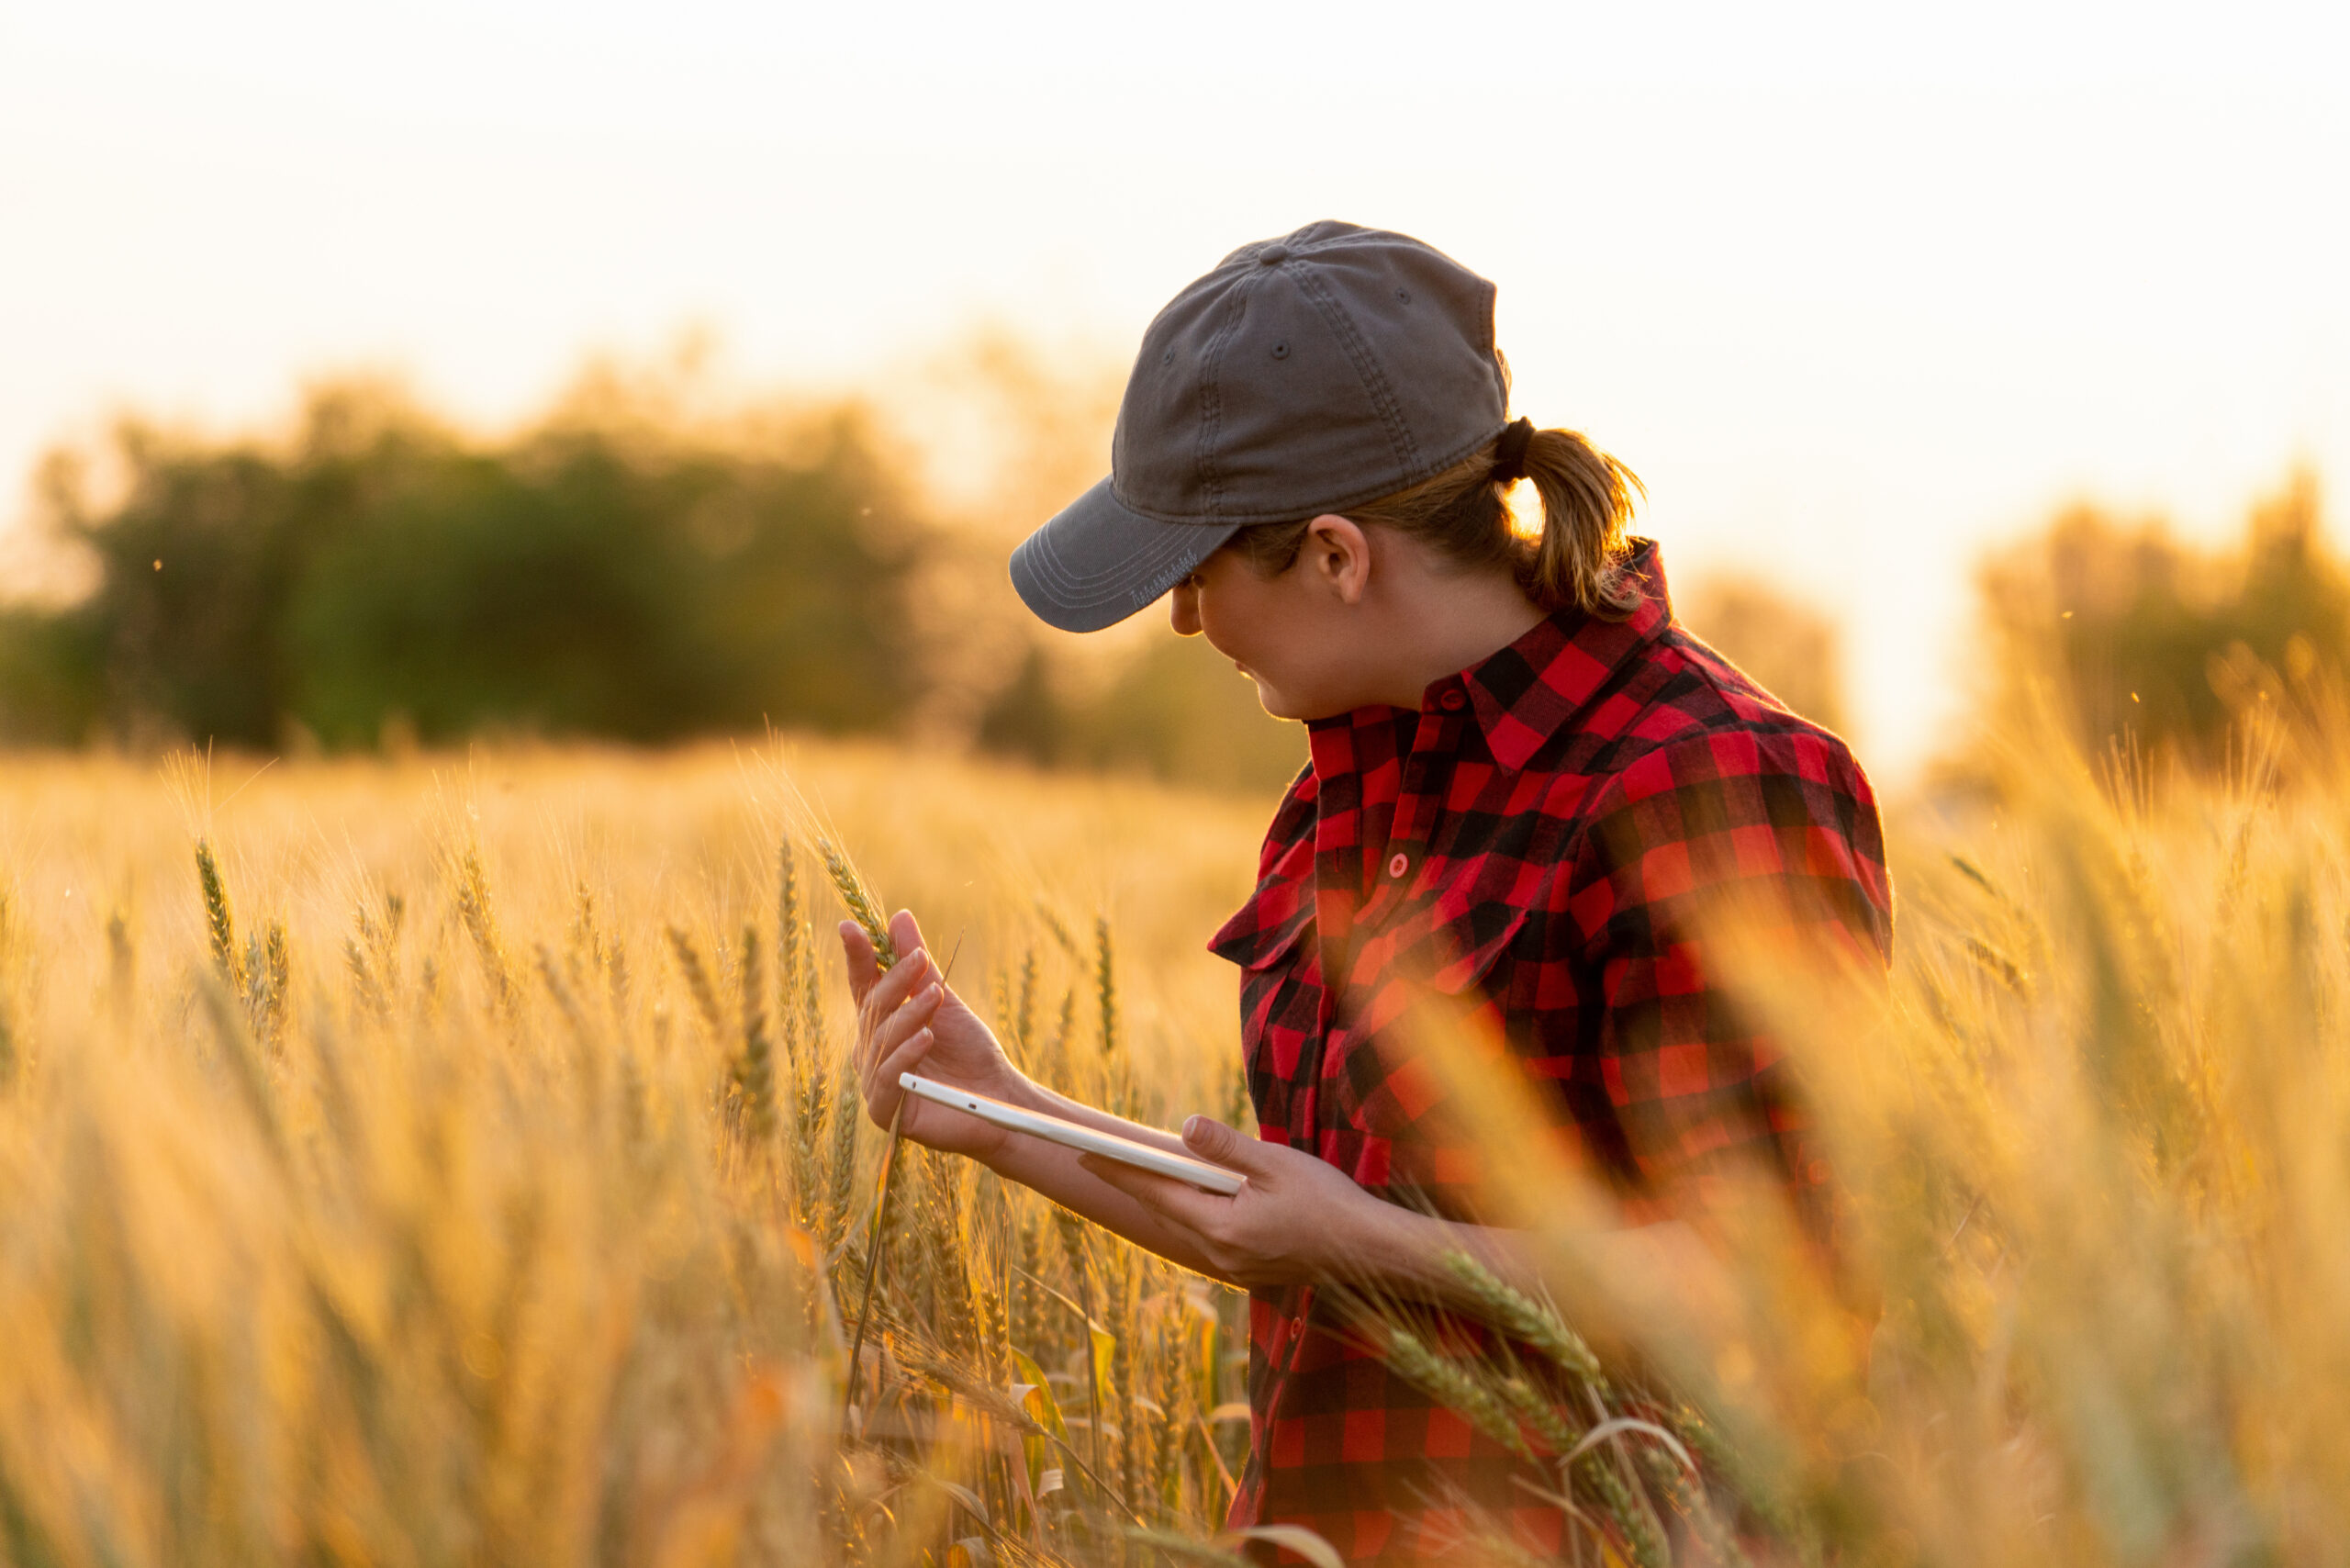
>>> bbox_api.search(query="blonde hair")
[1227,421,1646,619]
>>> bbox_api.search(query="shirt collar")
[1301,539,1675,776]
[1457,537,1673,772]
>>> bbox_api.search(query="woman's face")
[1169,530,1387,722]
[1169,514,1550,722]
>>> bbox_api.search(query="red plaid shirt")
[1207,541,1892,1562]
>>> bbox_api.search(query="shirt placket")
[1344,695,1464,944]
[1248,692,1475,1513]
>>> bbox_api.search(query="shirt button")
[1440,689,1465,711]
[1387,852,1410,879]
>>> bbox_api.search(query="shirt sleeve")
[1560,724,1893,1229]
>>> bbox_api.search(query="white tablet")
[898,1072,1246,1195]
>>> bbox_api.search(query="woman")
[840,222,1893,1562]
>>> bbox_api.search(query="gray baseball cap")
[1009,220,1510,633]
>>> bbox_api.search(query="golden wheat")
[0,719,2342,1564]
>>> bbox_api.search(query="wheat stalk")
[256,917,290,1051]
[451,844,515,1014]
[665,924,725,1041]
[822,1070,859,1249]
[195,838,243,989]
[346,929,388,1025]
[1050,985,1079,1079]
[817,836,896,969]
[1015,947,1039,1058]
[1093,914,1119,1060]
[797,925,822,1077]
[535,940,589,1039]
[1378,1326,1535,1462]
[1439,1252,1605,1384]
[778,842,807,1081]
[736,924,778,1147]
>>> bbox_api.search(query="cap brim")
[1009,476,1240,633]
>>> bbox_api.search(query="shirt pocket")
[1228,895,1320,1098]
[1403,857,1540,999]
[1208,839,1316,972]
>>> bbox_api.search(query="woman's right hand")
[841,908,1024,1162]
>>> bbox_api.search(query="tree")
[1976,469,2342,766]
[3,380,928,748]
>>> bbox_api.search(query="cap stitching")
[1021,515,1204,600]
[1191,268,1265,526]
[1291,263,1420,480]
[1013,522,1239,624]
[1015,491,1239,605]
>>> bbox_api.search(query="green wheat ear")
[665,925,724,1040]
[817,836,896,969]
[195,838,243,989]
[1440,1251,1605,1383]
[1380,1326,1535,1462]
[1093,914,1119,1059]
[735,924,778,1147]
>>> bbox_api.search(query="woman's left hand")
[1078,1116,1392,1293]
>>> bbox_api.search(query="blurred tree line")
[0,379,923,750]
[1976,468,2342,765]
[0,364,1312,790]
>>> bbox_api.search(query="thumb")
[1181,1115,1263,1171]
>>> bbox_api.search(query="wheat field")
[0,716,2344,1566]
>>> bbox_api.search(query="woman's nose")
[1169,581,1202,636]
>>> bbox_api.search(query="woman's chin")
[1238,670,1328,723]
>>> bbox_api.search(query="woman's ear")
[1302,514,1371,604]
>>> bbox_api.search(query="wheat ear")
[196,838,243,988]
[1379,1326,1535,1461]
[736,924,778,1146]
[1093,914,1119,1058]
[817,837,896,969]
[1439,1252,1605,1384]
[665,925,725,1040]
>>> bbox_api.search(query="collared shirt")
[1206,541,1892,1563]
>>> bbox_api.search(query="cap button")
[1258,244,1290,265]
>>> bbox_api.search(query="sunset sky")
[5,1,2346,777]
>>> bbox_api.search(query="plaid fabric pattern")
[1207,541,1893,1563]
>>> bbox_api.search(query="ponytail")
[1518,425,1645,618]
[1225,420,1646,620]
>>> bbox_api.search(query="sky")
[4,0,2347,778]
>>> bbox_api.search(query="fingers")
[1081,1153,1227,1234]
[1180,1115,1267,1174]
[859,979,944,1102]
[867,1024,943,1125]
[852,944,933,1071]
[863,983,941,1094]
[847,911,943,1053]
[863,1028,928,1128]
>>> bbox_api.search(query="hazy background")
[5,0,2348,782]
